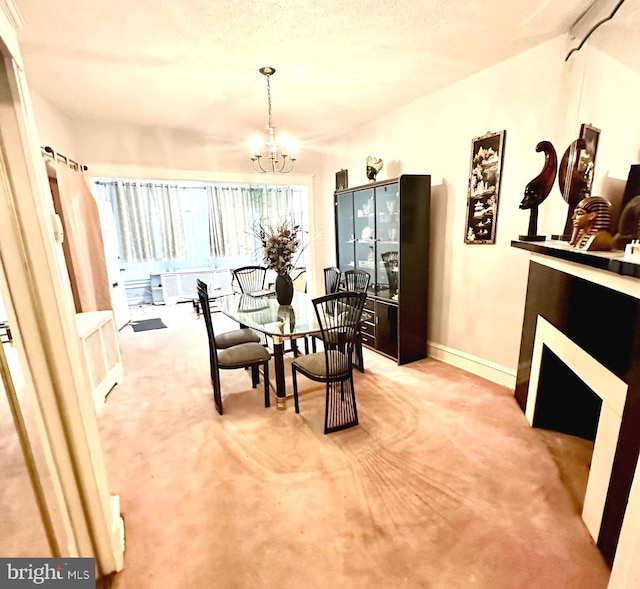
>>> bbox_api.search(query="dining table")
[217,291,320,409]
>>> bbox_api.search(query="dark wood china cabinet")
[334,175,430,364]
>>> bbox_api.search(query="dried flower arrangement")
[259,220,302,276]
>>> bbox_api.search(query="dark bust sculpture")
[570,195,614,251]
[613,194,640,250]
[366,156,383,183]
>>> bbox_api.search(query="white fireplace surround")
[513,251,640,588]
[525,315,628,542]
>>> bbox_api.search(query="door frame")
[0,3,123,576]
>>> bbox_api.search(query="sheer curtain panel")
[112,181,186,262]
[206,184,298,259]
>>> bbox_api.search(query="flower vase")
[275,273,294,305]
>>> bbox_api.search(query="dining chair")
[341,269,370,373]
[197,281,271,415]
[291,291,366,434]
[310,266,343,355]
[230,266,270,346]
[196,279,261,348]
[343,269,370,293]
[291,268,307,293]
[232,265,268,294]
[324,266,342,294]
[381,251,399,299]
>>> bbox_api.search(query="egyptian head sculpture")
[570,195,614,251]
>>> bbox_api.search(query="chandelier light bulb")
[288,140,298,160]
[250,137,262,158]
[279,134,289,157]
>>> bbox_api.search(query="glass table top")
[217,292,319,338]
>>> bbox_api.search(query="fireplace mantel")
[511,239,640,280]
[513,240,640,570]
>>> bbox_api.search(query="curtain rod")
[93,180,184,188]
[94,180,296,190]
[93,179,298,190]
[41,146,88,171]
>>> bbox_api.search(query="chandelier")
[250,67,297,174]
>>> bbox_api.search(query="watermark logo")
[0,559,94,588]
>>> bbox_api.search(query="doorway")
[0,34,123,577]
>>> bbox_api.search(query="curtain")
[113,182,155,261]
[206,185,297,258]
[99,179,306,274]
[148,184,185,259]
[50,165,112,313]
[111,181,185,262]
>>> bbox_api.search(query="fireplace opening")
[534,346,602,441]
[532,346,600,513]
[525,316,628,565]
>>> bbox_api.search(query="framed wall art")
[335,169,348,191]
[579,123,600,196]
[464,130,507,244]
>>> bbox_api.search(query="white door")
[96,200,130,330]
[1,6,123,576]
[1,283,70,557]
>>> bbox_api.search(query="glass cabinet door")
[375,299,398,356]
[336,192,355,273]
[353,188,375,293]
[374,182,399,300]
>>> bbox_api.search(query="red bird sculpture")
[519,140,557,239]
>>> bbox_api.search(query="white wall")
[316,36,570,385]
[573,45,640,181]
[29,33,638,387]
[29,91,78,157]
[311,36,639,386]
[29,93,324,292]
[40,115,323,177]
[543,42,640,235]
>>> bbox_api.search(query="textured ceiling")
[14,0,600,149]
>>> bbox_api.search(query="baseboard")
[427,341,516,389]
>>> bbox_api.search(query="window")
[91,179,309,283]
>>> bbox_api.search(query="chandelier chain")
[266,73,273,129]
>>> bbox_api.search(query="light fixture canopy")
[250,66,297,174]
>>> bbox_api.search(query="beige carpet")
[98,303,610,588]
